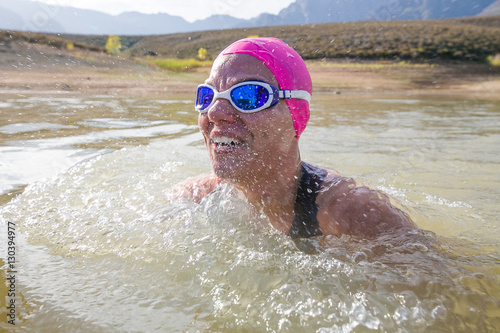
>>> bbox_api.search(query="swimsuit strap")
[288,162,328,238]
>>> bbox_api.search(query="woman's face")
[198,53,297,182]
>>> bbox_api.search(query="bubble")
[353,252,368,263]
[431,305,447,320]
[413,243,429,252]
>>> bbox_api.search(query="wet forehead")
[206,54,279,91]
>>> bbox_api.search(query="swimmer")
[174,37,417,238]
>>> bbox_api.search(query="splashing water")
[1,95,500,332]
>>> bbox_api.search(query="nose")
[206,98,238,124]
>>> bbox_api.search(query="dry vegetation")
[118,15,500,63]
[0,30,105,52]
[2,15,499,64]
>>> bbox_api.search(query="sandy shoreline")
[1,41,499,100]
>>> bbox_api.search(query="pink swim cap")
[219,37,312,138]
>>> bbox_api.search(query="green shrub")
[487,54,500,67]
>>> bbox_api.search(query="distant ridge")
[479,0,500,16]
[41,15,497,66]
[0,0,496,35]
[2,15,499,65]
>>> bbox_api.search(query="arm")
[318,176,417,238]
[171,173,221,203]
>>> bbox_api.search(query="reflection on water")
[1,93,499,332]
[0,122,78,134]
[0,95,198,198]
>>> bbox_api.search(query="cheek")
[264,111,295,141]
[198,114,208,133]
[247,109,295,145]
[198,115,212,148]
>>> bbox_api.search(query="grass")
[137,57,212,71]
[318,61,434,70]
[73,52,98,62]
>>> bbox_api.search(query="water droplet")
[431,305,447,319]
[413,243,428,252]
[278,318,292,330]
[353,252,368,263]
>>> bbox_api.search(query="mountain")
[0,8,26,29]
[192,15,248,31]
[246,0,497,27]
[0,0,497,35]
[0,0,65,33]
[248,0,394,27]
[479,0,500,15]
[388,0,496,20]
[0,0,196,35]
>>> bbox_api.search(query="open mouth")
[211,136,245,152]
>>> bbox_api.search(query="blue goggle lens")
[196,86,214,111]
[230,84,269,111]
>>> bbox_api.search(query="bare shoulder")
[171,173,222,203]
[317,171,417,238]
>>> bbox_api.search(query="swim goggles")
[195,81,311,113]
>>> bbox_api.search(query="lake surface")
[1,92,499,332]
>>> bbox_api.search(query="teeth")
[212,136,242,146]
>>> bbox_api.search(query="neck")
[233,157,303,233]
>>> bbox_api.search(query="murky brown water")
[1,92,499,332]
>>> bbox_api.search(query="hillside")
[0,0,496,35]
[110,16,500,62]
[0,30,104,52]
[388,0,495,20]
[480,0,500,16]
[1,15,499,66]
[1,20,499,100]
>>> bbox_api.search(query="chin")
[210,155,256,182]
[211,160,243,180]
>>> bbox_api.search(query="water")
[1,92,499,332]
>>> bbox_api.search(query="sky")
[35,0,296,22]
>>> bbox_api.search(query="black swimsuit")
[288,162,328,238]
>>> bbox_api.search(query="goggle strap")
[279,90,311,103]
